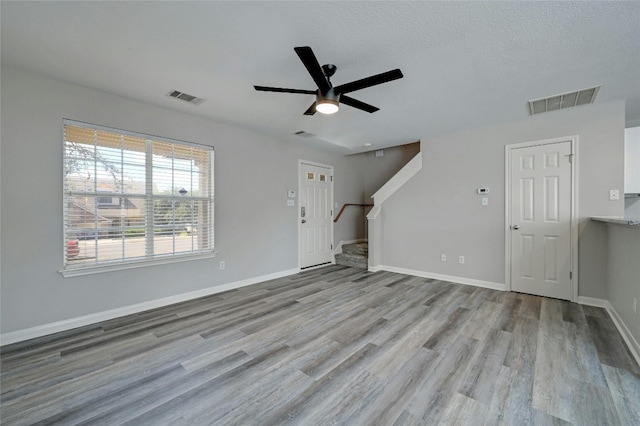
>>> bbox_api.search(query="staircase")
[335,242,368,269]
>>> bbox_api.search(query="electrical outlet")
[459,256,465,264]
[634,297,637,314]
[441,254,447,261]
[219,261,225,270]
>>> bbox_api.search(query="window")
[62,120,214,275]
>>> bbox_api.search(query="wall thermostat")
[477,188,490,194]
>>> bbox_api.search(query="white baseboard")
[578,296,640,368]
[576,296,609,308]
[0,268,299,347]
[374,265,506,291]
[607,306,640,367]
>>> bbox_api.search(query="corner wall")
[336,142,421,239]
[380,101,625,298]
[605,224,640,353]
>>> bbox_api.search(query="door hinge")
[331,244,333,250]
[330,176,334,182]
[565,154,574,163]
[570,271,573,280]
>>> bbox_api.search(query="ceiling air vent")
[294,130,315,138]
[166,90,205,105]
[528,86,600,115]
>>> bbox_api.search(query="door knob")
[511,225,520,230]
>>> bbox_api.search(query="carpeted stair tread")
[342,243,368,256]
[335,252,368,269]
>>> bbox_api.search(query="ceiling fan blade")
[303,102,317,115]
[254,86,316,94]
[334,69,403,94]
[294,46,331,94]
[340,95,380,113]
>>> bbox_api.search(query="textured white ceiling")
[2,1,639,153]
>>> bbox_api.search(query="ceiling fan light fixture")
[254,46,403,115]
[316,99,339,114]
[316,89,340,114]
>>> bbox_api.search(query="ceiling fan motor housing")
[316,88,340,114]
[317,88,340,103]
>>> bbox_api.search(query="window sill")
[60,252,216,278]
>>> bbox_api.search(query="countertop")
[591,216,640,228]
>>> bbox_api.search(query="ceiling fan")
[254,46,403,115]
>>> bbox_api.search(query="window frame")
[61,119,215,277]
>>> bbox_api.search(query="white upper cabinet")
[625,127,640,194]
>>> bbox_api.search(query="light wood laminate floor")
[1,266,639,425]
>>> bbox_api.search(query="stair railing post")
[364,206,368,241]
[366,205,382,271]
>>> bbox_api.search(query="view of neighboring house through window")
[63,120,214,272]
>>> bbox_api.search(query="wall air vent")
[166,90,205,105]
[528,86,600,115]
[294,130,315,138]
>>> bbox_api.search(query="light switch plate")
[609,189,620,200]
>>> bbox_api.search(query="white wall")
[358,143,421,200]
[624,126,640,194]
[624,126,640,217]
[338,142,421,238]
[605,223,640,347]
[0,66,362,335]
[380,101,625,298]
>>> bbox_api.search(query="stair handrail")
[334,203,373,223]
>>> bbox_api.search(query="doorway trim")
[298,159,335,270]
[504,135,579,302]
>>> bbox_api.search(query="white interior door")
[509,140,573,300]
[299,162,333,269]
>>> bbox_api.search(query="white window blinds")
[63,120,214,272]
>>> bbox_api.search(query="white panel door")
[510,141,573,300]
[300,163,333,269]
